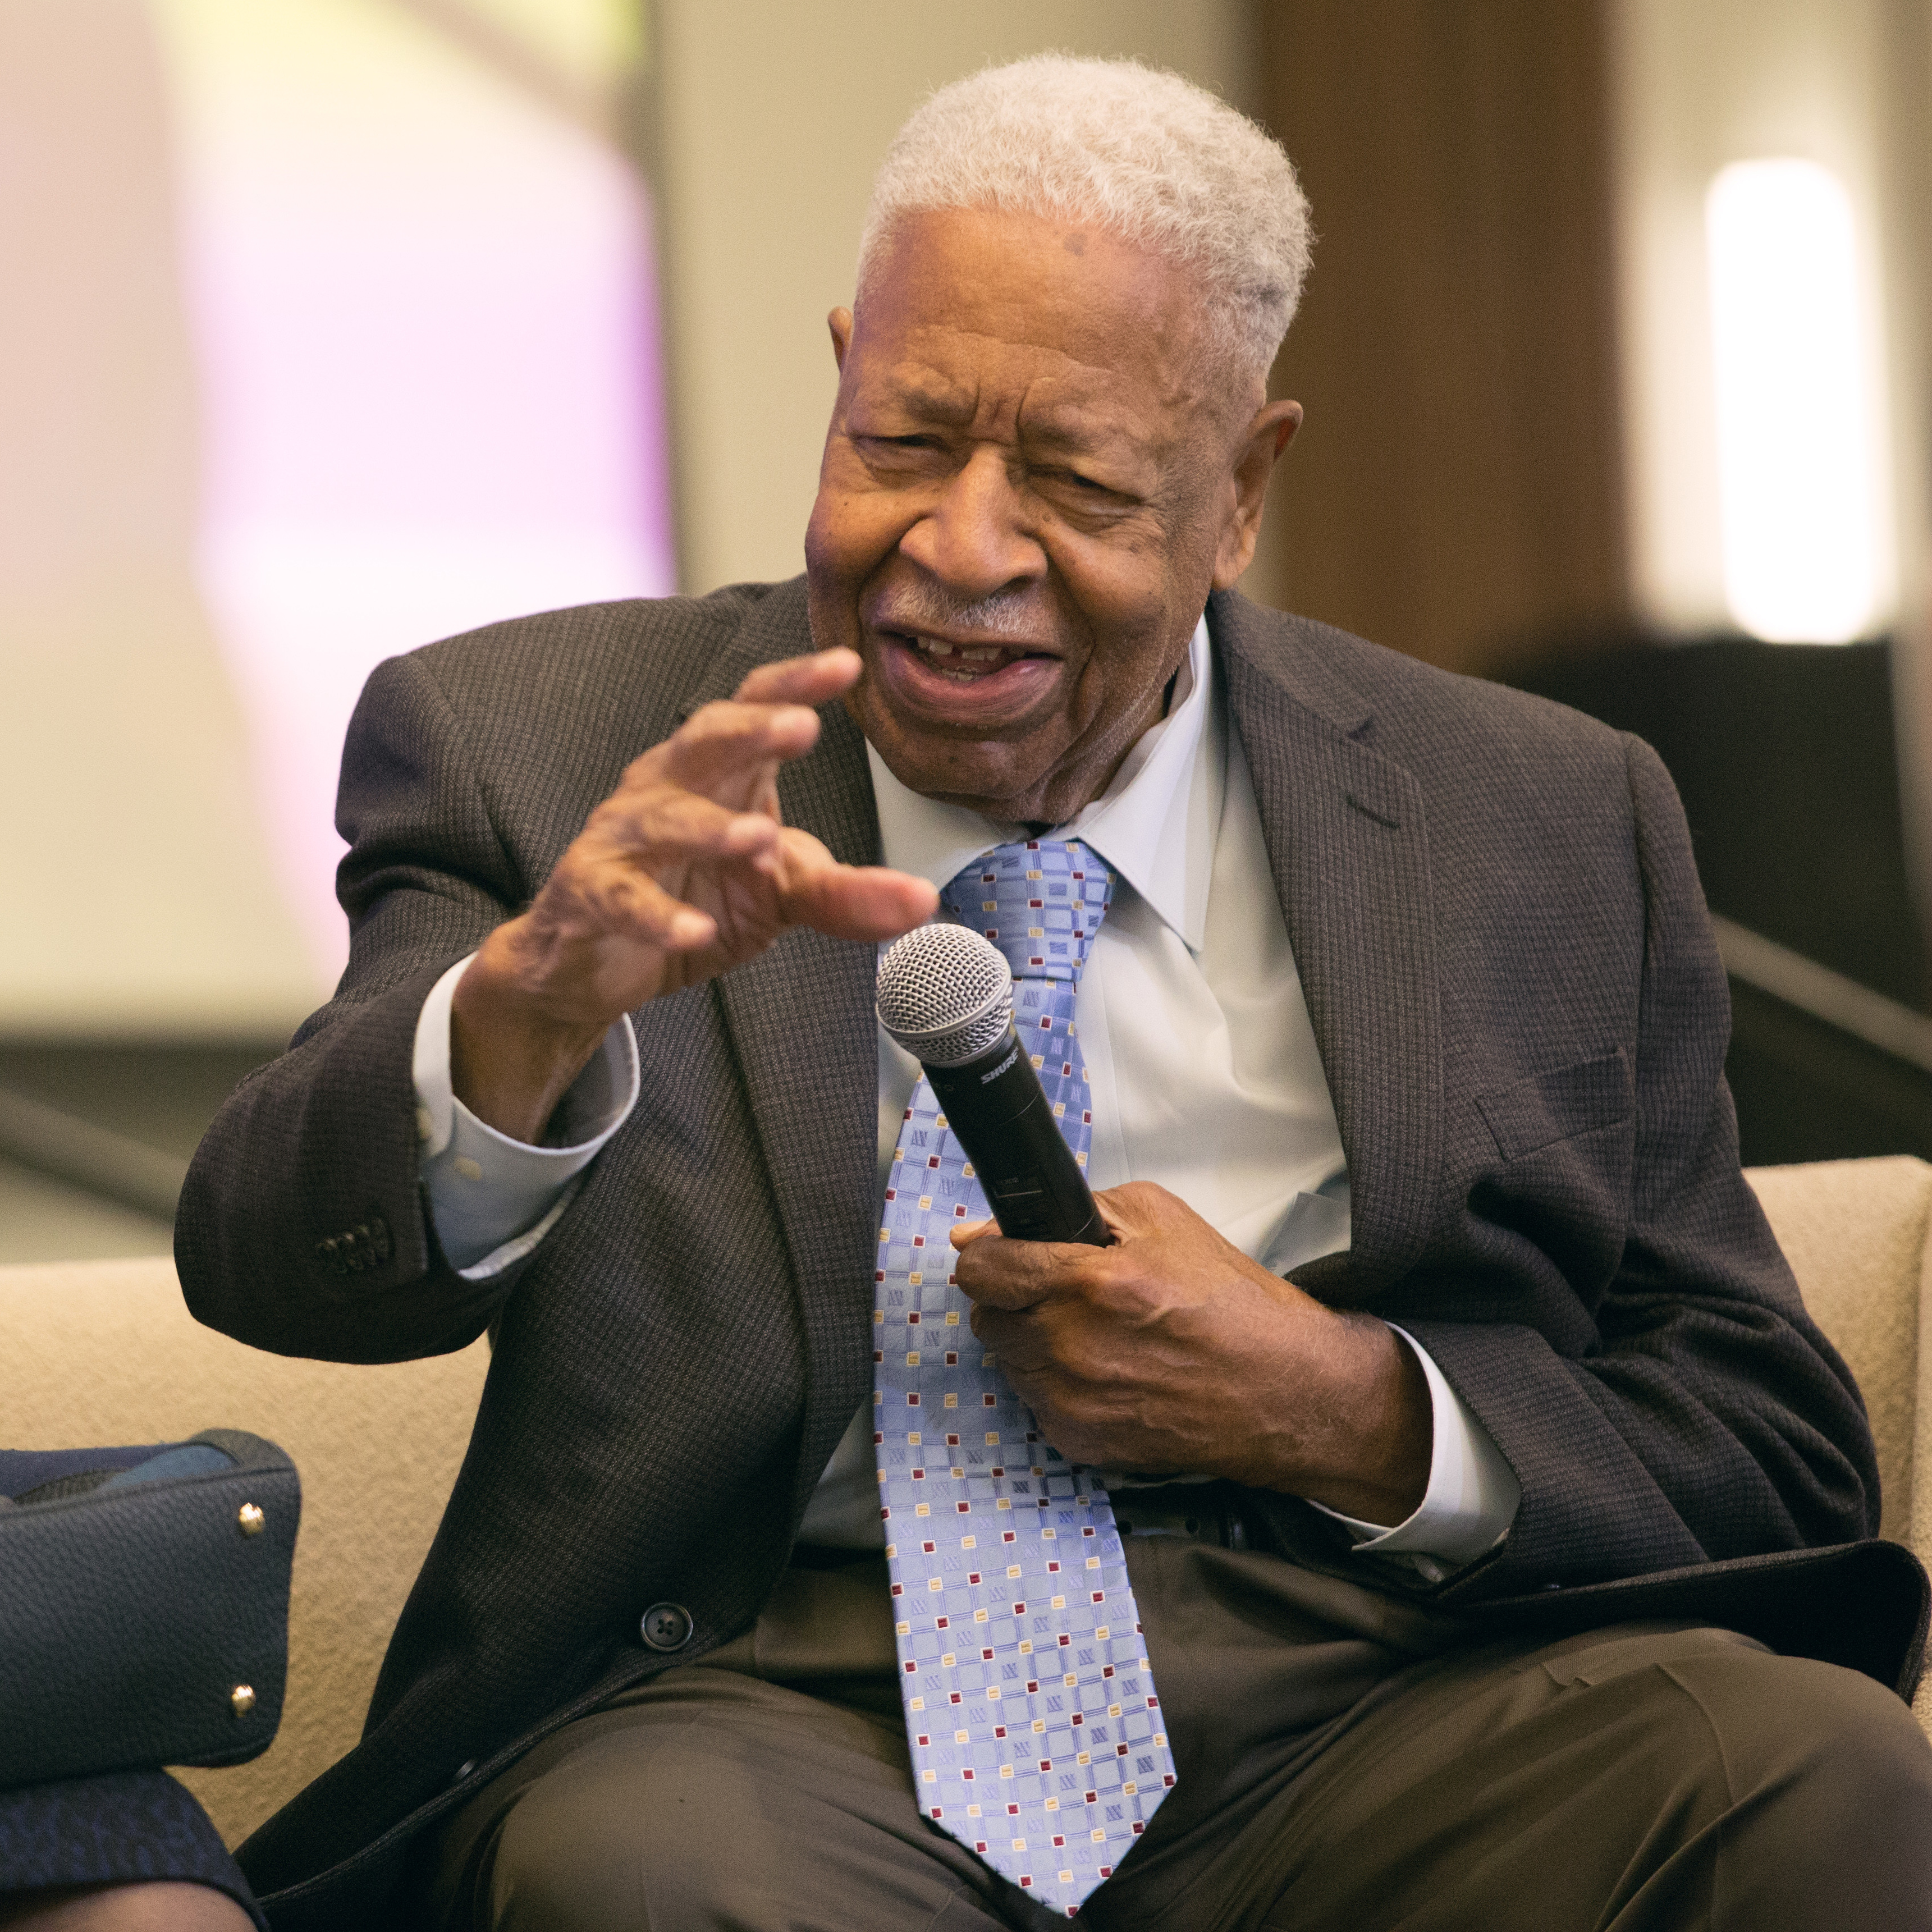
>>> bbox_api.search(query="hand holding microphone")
[878,915,1430,1514]
[875,922,1110,1247]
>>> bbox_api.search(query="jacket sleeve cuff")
[1308,1324,1522,1582]
[411,954,640,1276]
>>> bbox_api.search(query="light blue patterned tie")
[876,839,1175,1919]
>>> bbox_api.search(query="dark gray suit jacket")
[176,578,1926,1926]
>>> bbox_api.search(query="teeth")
[911,635,1005,667]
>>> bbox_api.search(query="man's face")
[805,208,1294,825]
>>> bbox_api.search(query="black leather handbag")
[0,1429,299,1788]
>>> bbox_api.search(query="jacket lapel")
[692,580,885,1515]
[1211,591,1443,1300]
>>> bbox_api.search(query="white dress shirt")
[412,616,1519,1576]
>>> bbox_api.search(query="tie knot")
[940,839,1112,982]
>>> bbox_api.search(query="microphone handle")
[923,1023,1110,1247]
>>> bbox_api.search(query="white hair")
[857,54,1312,386]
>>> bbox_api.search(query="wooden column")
[1248,0,1628,676]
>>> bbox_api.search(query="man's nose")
[897,446,1045,601]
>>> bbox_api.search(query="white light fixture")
[1705,158,1879,643]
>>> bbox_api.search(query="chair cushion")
[0,1255,487,1847]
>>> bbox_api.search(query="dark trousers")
[418,1504,1932,1930]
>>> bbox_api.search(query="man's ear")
[828,306,854,373]
[1213,400,1303,589]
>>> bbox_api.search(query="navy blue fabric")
[99,1444,237,1490]
[0,1447,167,1499]
[0,1770,267,1928]
[0,1441,263,1921]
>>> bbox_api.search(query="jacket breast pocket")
[1476,1050,1632,1163]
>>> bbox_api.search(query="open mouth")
[890,633,1040,682]
[866,619,1064,726]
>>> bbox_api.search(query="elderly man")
[182,55,1932,1932]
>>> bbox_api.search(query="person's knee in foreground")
[180,51,1932,1932]
[0,1884,254,1932]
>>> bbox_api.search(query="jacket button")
[451,1759,477,1785]
[640,1602,693,1652]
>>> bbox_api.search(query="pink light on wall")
[153,0,674,981]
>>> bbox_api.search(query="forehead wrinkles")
[1015,379,1165,465]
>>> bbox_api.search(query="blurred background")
[2,0,1929,1261]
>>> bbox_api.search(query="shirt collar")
[866,612,1223,951]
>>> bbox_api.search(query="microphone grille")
[876,923,1014,1068]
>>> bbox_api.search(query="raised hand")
[451,648,937,1140]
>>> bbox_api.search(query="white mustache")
[869,579,1048,642]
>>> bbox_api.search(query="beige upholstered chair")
[2,1153,1929,1848]
[0,1256,488,1847]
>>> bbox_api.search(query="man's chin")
[849,686,1066,821]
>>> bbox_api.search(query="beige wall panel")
[651,0,1256,597]
[0,0,318,1035]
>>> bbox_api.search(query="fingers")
[548,857,722,955]
[1090,1180,1186,1242]
[968,1303,1055,1379]
[648,698,823,802]
[732,647,863,706]
[544,789,790,959]
[949,1184,1180,1306]
[778,850,938,941]
[585,781,781,879]
[950,1227,1104,1311]
[644,650,860,800]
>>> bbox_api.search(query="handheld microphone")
[876,923,1110,1247]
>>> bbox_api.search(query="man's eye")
[1054,469,1129,502]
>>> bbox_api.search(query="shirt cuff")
[413,953,640,1278]
[1309,1324,1522,1582]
